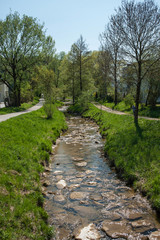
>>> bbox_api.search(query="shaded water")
[43,113,160,239]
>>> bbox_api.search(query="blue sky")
[0,0,160,53]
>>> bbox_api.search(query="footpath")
[94,103,160,121]
[0,98,44,123]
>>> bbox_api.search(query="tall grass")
[0,105,67,239]
[69,103,160,212]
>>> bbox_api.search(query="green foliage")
[0,105,67,239]
[43,103,54,119]
[70,103,160,211]
[77,91,93,111]
[0,11,46,106]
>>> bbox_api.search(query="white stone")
[56,180,67,189]
[75,162,87,167]
[75,223,101,240]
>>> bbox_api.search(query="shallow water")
[44,115,160,240]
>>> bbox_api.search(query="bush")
[43,103,54,119]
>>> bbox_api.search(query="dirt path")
[94,103,160,121]
[0,98,44,123]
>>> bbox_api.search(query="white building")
[0,83,9,107]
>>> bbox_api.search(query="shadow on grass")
[135,122,143,138]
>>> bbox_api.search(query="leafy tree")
[0,12,46,106]
[33,66,57,118]
[113,0,160,123]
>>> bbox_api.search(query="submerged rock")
[54,194,65,202]
[102,219,132,239]
[75,223,101,240]
[70,191,87,200]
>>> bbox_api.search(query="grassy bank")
[0,105,67,239]
[69,104,160,212]
[102,100,160,118]
[0,98,39,115]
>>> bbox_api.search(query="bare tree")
[74,35,89,92]
[102,13,123,105]
[98,36,112,100]
[113,0,160,124]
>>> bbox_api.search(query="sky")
[0,0,160,53]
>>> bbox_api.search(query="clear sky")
[0,0,160,53]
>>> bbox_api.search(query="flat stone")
[75,162,87,167]
[85,170,93,174]
[56,175,63,180]
[56,180,67,189]
[76,173,86,178]
[101,192,116,201]
[131,219,151,228]
[126,212,142,221]
[73,206,98,219]
[73,157,84,162]
[70,178,83,183]
[70,192,87,200]
[53,170,64,175]
[102,219,132,239]
[149,231,160,239]
[54,195,65,202]
[90,193,103,201]
[131,219,154,233]
[87,181,97,186]
[75,223,101,240]
[68,184,80,191]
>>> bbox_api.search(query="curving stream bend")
[43,106,160,240]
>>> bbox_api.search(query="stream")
[43,106,160,240]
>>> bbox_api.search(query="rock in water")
[56,180,67,189]
[75,161,87,167]
[75,223,101,240]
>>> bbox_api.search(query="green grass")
[0,98,39,115]
[69,103,160,212]
[0,105,67,239]
[102,101,160,118]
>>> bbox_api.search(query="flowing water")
[43,107,160,240]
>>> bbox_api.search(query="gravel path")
[0,98,44,123]
[94,103,160,121]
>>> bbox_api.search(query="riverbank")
[0,105,67,239]
[68,104,160,213]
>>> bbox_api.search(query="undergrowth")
[69,103,160,212]
[0,105,67,239]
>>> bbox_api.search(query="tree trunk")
[79,52,82,92]
[114,59,118,105]
[134,61,142,125]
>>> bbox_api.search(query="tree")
[0,12,46,106]
[96,41,111,100]
[102,14,123,105]
[33,66,57,118]
[113,0,160,123]
[74,35,89,92]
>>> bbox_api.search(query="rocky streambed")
[42,115,160,240]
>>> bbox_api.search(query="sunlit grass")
[0,105,67,239]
